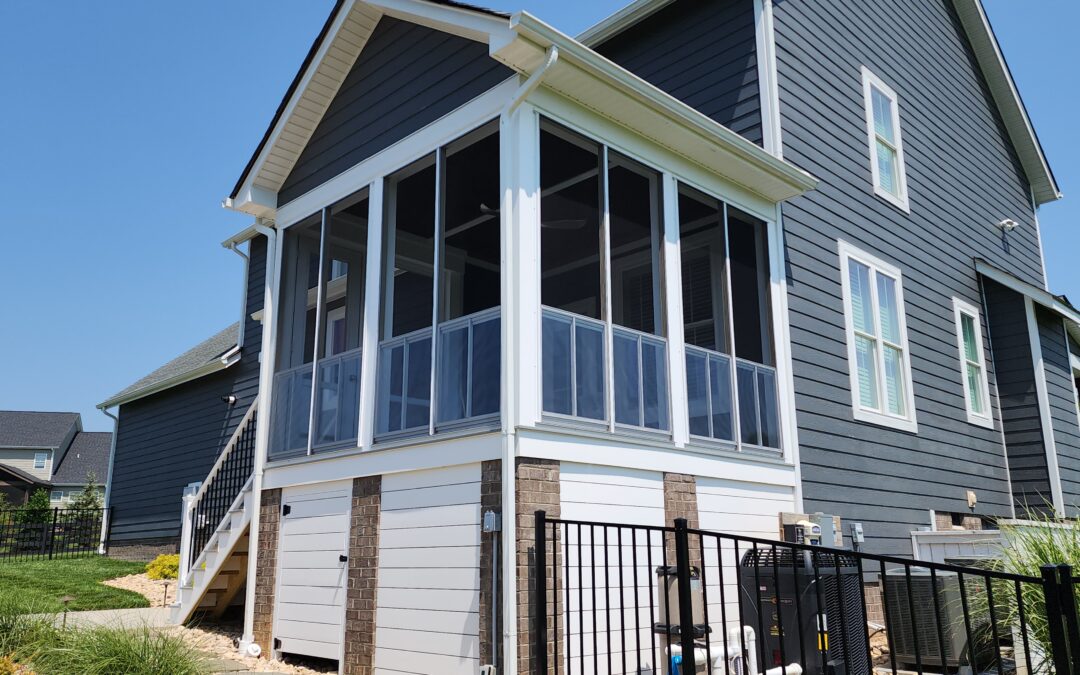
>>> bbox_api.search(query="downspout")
[97,406,120,555]
[224,241,251,355]
[240,220,279,656]
[498,44,558,675]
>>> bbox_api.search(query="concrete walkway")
[58,606,171,629]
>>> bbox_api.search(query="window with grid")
[840,241,916,431]
[861,67,909,211]
[953,297,993,427]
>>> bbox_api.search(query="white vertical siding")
[697,477,794,638]
[374,464,481,675]
[559,463,665,675]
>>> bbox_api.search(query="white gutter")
[97,406,120,554]
[240,221,279,655]
[498,46,558,675]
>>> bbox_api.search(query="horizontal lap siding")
[594,0,762,145]
[774,0,1041,556]
[1037,307,1080,515]
[109,237,267,544]
[983,280,1049,513]
[559,464,665,675]
[278,17,513,205]
[374,464,482,675]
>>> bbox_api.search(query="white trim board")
[860,66,910,213]
[952,296,995,429]
[1024,295,1066,515]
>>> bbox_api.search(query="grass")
[0,556,149,612]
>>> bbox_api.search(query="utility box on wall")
[654,565,706,636]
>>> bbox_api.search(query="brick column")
[479,460,503,669]
[663,473,701,566]
[252,488,281,656]
[515,458,561,675]
[343,476,381,675]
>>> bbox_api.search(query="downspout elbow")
[502,45,559,119]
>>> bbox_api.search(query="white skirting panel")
[559,463,665,675]
[697,477,795,640]
[373,463,482,675]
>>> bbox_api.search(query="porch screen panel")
[437,125,501,426]
[269,217,321,457]
[376,156,436,436]
[312,194,367,450]
[540,121,605,420]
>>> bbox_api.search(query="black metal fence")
[187,409,257,567]
[532,511,1080,675]
[0,507,107,561]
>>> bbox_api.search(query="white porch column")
[662,173,690,447]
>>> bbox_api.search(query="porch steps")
[170,480,253,624]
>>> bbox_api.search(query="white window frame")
[952,297,994,428]
[33,452,47,470]
[838,240,917,432]
[50,490,63,502]
[861,67,909,212]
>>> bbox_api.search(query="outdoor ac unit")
[739,548,868,675]
[883,567,995,671]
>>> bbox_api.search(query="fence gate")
[0,507,107,561]
[532,511,1080,675]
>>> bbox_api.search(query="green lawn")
[0,556,150,612]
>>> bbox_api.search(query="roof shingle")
[51,432,112,485]
[0,411,80,449]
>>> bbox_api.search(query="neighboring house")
[0,411,109,506]
[97,0,1074,672]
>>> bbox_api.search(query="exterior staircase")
[170,403,258,624]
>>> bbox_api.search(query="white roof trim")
[96,353,239,410]
[976,259,1080,345]
[576,0,675,46]
[496,12,818,202]
[952,0,1059,205]
[226,0,514,217]
[576,0,1059,205]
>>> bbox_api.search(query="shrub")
[0,656,16,675]
[32,624,208,675]
[145,554,179,581]
[69,473,104,512]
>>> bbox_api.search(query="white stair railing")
[178,402,258,586]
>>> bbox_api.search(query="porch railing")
[179,402,257,584]
[532,511,1080,675]
[685,345,781,450]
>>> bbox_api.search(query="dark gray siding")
[279,17,512,205]
[1036,306,1080,514]
[594,0,762,145]
[108,237,267,545]
[983,279,1050,513]
[773,0,1043,555]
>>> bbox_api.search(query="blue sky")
[0,1,1075,431]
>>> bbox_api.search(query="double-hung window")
[953,297,993,427]
[861,67,909,212]
[34,452,47,470]
[839,241,916,431]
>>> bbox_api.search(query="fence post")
[46,505,58,557]
[1042,565,1072,674]
[674,518,695,672]
[535,510,548,675]
[1057,564,1079,672]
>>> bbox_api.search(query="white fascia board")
[576,0,673,46]
[364,0,512,43]
[224,185,278,219]
[952,0,1060,205]
[976,260,1080,328]
[495,13,818,204]
[96,356,238,410]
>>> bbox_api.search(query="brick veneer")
[252,488,281,656]
[479,460,502,669]
[343,476,381,675]
[515,458,561,675]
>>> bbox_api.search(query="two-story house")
[98,0,1070,672]
[0,411,110,506]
